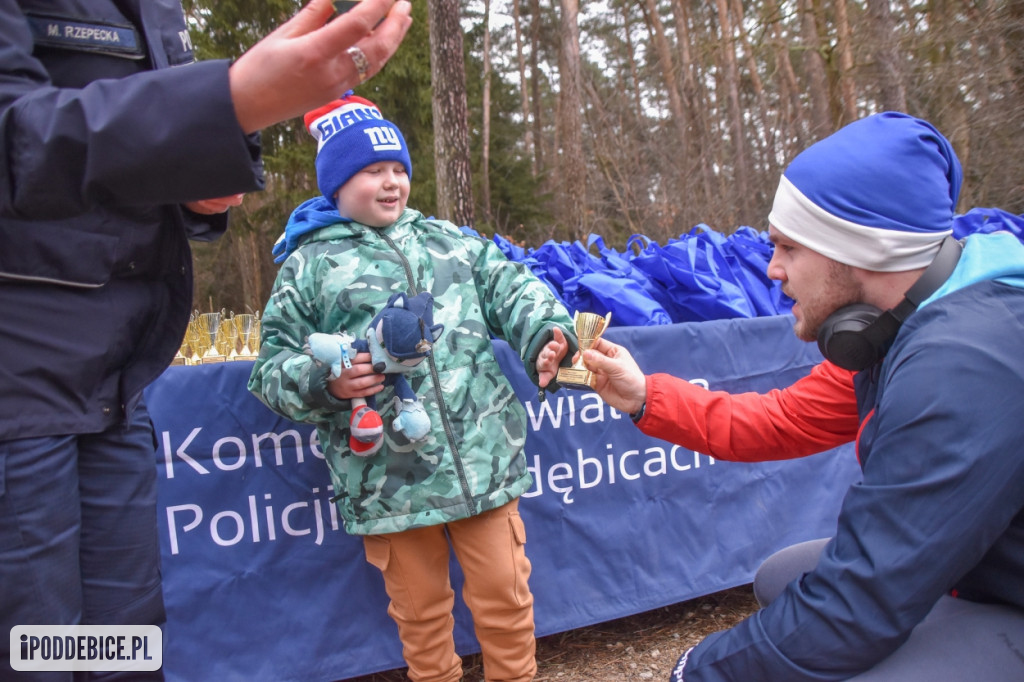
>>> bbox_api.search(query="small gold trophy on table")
[218,318,240,360]
[233,313,259,361]
[556,311,612,390]
[197,310,227,364]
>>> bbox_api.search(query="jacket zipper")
[0,272,105,288]
[378,228,477,514]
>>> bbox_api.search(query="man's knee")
[753,538,829,606]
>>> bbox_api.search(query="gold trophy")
[198,310,227,364]
[171,340,189,366]
[556,311,612,390]
[233,313,258,361]
[218,318,239,360]
[185,314,204,365]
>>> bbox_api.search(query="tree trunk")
[729,0,777,212]
[620,3,644,123]
[529,0,544,174]
[427,0,475,227]
[670,0,716,224]
[640,0,688,146]
[799,0,833,139]
[714,0,750,224]
[584,79,642,235]
[865,0,907,112]
[481,0,492,224]
[512,0,535,177]
[763,0,806,156]
[557,0,585,238]
[834,0,858,124]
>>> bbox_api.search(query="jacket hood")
[922,230,1024,308]
[273,196,344,263]
[273,198,422,263]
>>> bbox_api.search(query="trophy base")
[556,366,597,391]
[200,355,227,364]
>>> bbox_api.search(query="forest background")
[183,0,1024,317]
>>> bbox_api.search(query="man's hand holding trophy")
[556,311,612,391]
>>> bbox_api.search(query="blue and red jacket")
[640,231,1024,681]
[0,0,264,440]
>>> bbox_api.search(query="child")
[248,93,577,682]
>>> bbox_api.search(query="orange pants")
[362,499,536,682]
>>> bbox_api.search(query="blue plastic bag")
[468,208,1024,326]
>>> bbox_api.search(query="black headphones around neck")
[816,236,963,371]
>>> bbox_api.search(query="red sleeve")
[637,360,859,462]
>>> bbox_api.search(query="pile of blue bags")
[465,207,1024,327]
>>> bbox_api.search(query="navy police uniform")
[0,1,265,679]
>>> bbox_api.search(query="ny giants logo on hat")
[363,126,403,152]
[309,102,384,150]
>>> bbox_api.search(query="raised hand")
[229,0,413,134]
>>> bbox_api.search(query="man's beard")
[792,261,864,343]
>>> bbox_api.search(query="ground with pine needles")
[341,585,758,681]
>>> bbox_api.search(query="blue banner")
[147,315,861,681]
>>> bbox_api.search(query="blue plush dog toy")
[307,291,444,456]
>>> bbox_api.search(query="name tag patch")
[26,14,144,59]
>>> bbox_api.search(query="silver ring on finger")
[347,45,371,83]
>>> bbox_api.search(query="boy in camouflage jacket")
[248,93,577,682]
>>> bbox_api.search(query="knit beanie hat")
[768,111,962,272]
[303,92,412,205]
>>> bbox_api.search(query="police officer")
[0,1,411,679]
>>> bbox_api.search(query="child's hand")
[536,327,571,388]
[327,352,385,400]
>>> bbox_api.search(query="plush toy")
[307,291,445,456]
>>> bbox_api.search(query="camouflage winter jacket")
[248,203,576,535]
